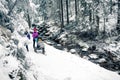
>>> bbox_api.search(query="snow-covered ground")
[0,32,120,80]
[25,35,120,80]
[0,0,120,80]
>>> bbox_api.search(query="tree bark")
[66,0,69,24]
[103,17,106,35]
[89,9,92,22]
[8,0,18,16]
[117,0,120,34]
[27,10,31,29]
[110,0,112,14]
[96,15,99,35]
[60,0,64,32]
[75,0,78,24]
[57,0,61,25]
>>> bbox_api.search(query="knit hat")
[38,38,42,42]
[34,27,37,32]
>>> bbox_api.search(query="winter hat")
[34,27,37,32]
[39,38,42,42]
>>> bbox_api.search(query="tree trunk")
[60,0,64,32]
[66,0,69,24]
[27,10,31,29]
[57,0,61,25]
[92,9,95,25]
[96,15,99,35]
[75,0,78,25]
[110,0,112,14]
[103,17,106,35]
[89,9,92,22]
[117,0,120,34]
[8,0,18,16]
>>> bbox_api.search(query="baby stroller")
[34,38,45,54]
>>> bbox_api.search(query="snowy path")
[25,37,120,80]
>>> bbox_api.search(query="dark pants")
[42,48,45,54]
[33,39,35,48]
[26,45,29,52]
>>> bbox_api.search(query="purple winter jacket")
[32,31,38,39]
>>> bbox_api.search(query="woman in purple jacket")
[32,27,38,48]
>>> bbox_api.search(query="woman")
[32,27,38,49]
[24,30,30,52]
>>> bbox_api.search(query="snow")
[70,49,76,53]
[89,54,98,59]
[0,31,120,80]
[0,44,9,58]
[0,70,10,80]
[24,35,120,80]
[29,0,39,14]
[0,0,8,13]
[0,0,120,79]
[0,18,120,80]
[1,56,20,72]
[0,45,20,80]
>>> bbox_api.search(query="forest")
[0,0,120,80]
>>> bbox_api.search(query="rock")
[6,23,14,33]
[89,54,98,59]
[88,45,96,54]
[70,49,76,54]
[12,38,19,45]
[8,73,14,79]
[82,48,88,51]
[97,58,106,63]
